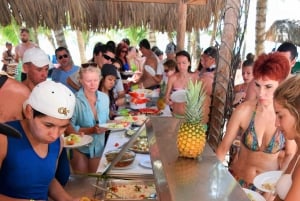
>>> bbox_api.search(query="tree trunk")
[76,30,86,63]
[207,0,241,151]
[53,28,67,48]
[255,0,267,56]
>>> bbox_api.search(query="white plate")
[170,90,186,103]
[253,170,283,193]
[99,123,130,131]
[243,188,266,201]
[145,65,156,76]
[63,135,93,148]
[139,159,152,169]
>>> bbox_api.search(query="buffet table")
[97,128,153,179]
[93,100,250,200]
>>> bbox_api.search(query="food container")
[128,91,149,109]
[105,149,136,167]
[130,102,147,110]
[102,179,157,200]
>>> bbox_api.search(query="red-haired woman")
[216,52,297,193]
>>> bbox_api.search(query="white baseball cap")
[24,80,75,119]
[23,47,51,68]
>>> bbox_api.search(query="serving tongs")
[100,119,149,177]
[92,184,123,199]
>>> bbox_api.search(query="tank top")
[0,121,60,200]
[275,155,300,200]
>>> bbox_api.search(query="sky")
[246,0,300,55]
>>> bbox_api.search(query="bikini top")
[241,110,285,154]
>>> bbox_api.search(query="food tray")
[129,138,150,154]
[102,179,157,201]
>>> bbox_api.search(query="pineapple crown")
[185,80,206,124]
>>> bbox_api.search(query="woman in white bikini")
[273,75,300,201]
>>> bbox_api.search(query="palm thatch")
[266,19,300,46]
[0,0,224,32]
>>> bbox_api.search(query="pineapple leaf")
[185,80,206,124]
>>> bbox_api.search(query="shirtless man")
[245,42,298,101]
[15,28,38,81]
[137,39,161,89]
[0,74,30,122]
[22,47,50,91]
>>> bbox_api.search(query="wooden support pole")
[176,0,187,51]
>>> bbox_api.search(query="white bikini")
[276,155,300,200]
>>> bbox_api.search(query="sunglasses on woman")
[103,54,116,62]
[81,62,98,68]
[58,54,68,60]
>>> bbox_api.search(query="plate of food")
[125,127,147,138]
[129,138,150,154]
[99,122,130,131]
[253,170,283,193]
[115,115,147,125]
[243,188,266,201]
[64,134,93,148]
[138,108,161,115]
[104,149,136,169]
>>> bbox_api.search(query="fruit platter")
[128,91,149,109]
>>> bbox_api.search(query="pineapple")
[156,81,166,110]
[176,80,207,159]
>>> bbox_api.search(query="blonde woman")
[273,75,300,201]
[70,63,109,173]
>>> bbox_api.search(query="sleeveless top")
[276,155,300,200]
[241,109,285,154]
[0,121,60,200]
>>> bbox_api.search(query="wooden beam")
[176,0,187,50]
[110,0,207,5]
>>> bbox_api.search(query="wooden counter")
[147,116,250,201]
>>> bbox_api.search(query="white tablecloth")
[97,129,153,177]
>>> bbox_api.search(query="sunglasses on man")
[58,54,68,60]
[103,54,116,62]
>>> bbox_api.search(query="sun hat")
[0,123,22,138]
[24,80,75,119]
[23,47,51,68]
[101,64,119,79]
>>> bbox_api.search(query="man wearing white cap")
[22,47,51,90]
[0,80,80,200]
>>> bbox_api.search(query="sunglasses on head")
[103,54,116,62]
[58,54,68,60]
[81,62,98,68]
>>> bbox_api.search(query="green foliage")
[0,21,20,45]
[124,26,148,46]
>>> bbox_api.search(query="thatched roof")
[0,0,224,32]
[266,19,300,46]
